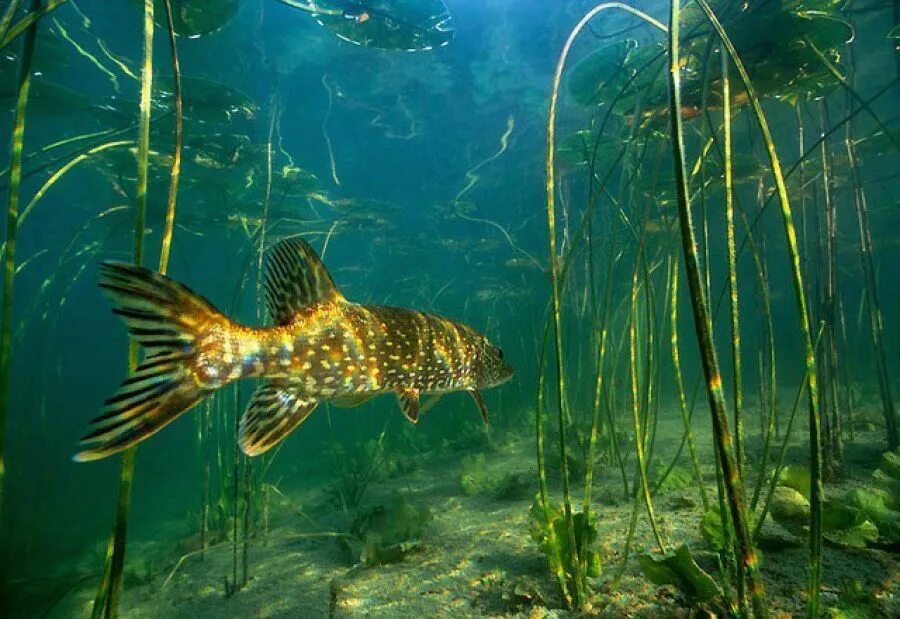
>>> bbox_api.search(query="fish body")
[76,238,512,461]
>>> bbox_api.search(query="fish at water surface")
[75,238,513,461]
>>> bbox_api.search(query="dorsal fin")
[264,238,344,325]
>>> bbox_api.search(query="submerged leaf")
[778,464,811,498]
[146,0,239,38]
[638,544,722,605]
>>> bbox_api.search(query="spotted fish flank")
[75,238,513,462]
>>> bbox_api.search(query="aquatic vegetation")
[342,492,431,567]
[637,544,722,610]
[300,0,454,52]
[143,0,239,38]
[459,453,530,500]
[528,496,602,598]
[325,431,387,513]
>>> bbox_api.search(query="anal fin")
[397,388,420,424]
[469,389,489,426]
[239,381,318,456]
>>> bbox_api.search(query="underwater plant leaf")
[879,449,900,482]
[567,40,635,107]
[529,497,602,587]
[847,488,900,543]
[654,464,694,494]
[823,520,879,549]
[637,544,721,604]
[142,0,239,37]
[822,500,864,532]
[770,486,810,525]
[310,0,454,51]
[778,464,811,499]
[155,75,256,125]
[556,130,621,171]
[700,508,725,551]
[344,492,432,566]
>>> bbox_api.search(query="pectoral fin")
[397,388,420,424]
[240,381,318,456]
[469,389,489,425]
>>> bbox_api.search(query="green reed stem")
[629,232,665,550]
[668,2,766,616]
[842,51,897,449]
[0,0,65,49]
[579,242,616,583]
[0,0,39,544]
[668,256,708,509]
[535,318,570,605]
[158,0,182,275]
[721,47,744,479]
[93,2,154,617]
[0,1,22,43]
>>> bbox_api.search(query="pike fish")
[75,238,513,461]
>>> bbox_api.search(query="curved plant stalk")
[753,327,824,541]
[0,1,22,43]
[843,51,898,449]
[255,99,277,316]
[0,0,65,49]
[667,2,766,616]
[721,48,744,478]
[668,256,708,509]
[0,0,39,533]
[534,319,570,605]
[543,4,665,608]
[694,1,820,615]
[157,0,182,275]
[92,2,155,617]
[628,229,665,550]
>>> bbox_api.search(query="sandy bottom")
[49,419,900,618]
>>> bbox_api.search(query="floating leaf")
[567,40,635,106]
[310,0,454,51]
[638,544,722,605]
[147,0,239,38]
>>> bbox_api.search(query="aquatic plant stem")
[255,99,277,316]
[158,0,182,275]
[0,1,22,44]
[721,48,744,479]
[0,0,39,547]
[668,257,708,509]
[92,2,154,617]
[0,0,65,50]
[694,3,822,614]
[668,2,766,616]
[543,4,664,607]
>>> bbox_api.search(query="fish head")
[474,335,514,388]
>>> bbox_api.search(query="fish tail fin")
[74,262,228,462]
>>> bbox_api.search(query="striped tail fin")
[74,262,226,462]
